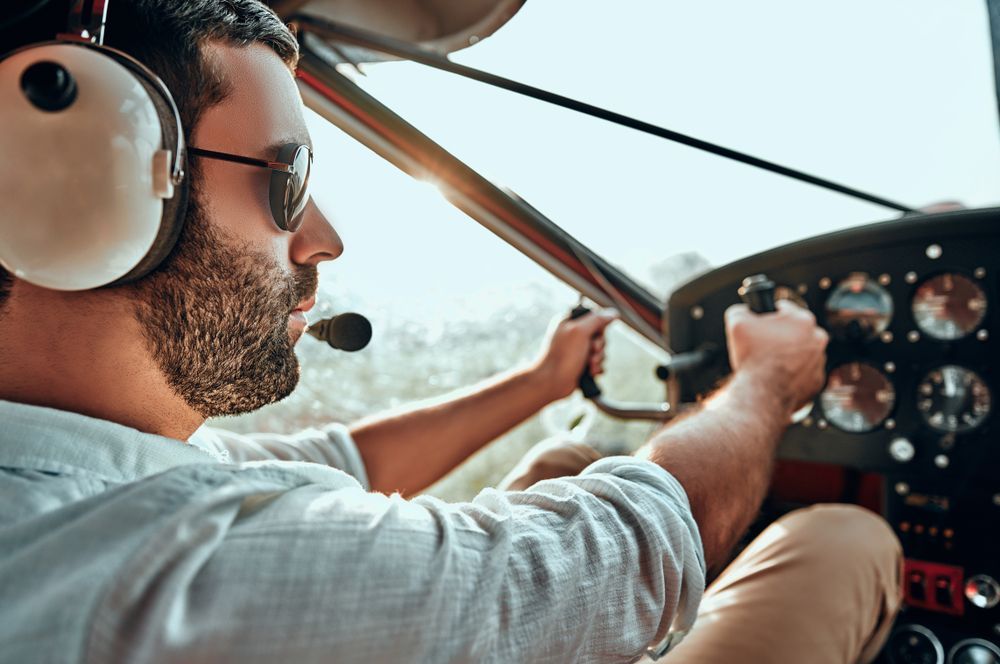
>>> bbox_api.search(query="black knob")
[738,274,777,314]
[569,304,602,399]
[21,61,78,112]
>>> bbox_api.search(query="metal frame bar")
[296,51,668,347]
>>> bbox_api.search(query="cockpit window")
[340,0,1000,298]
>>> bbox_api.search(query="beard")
[130,197,318,418]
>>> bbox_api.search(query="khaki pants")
[658,504,903,664]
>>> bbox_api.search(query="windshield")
[343,0,1000,298]
[215,1,1000,500]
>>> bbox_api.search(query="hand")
[498,438,604,491]
[725,301,828,415]
[532,309,618,401]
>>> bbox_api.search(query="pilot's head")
[0,0,344,429]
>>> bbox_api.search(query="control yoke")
[573,274,777,420]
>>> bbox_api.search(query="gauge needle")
[944,371,958,398]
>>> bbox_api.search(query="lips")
[293,295,316,314]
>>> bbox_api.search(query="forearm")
[636,369,791,569]
[350,364,557,496]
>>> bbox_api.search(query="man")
[0,2,901,662]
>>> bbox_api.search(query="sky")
[303,0,1000,323]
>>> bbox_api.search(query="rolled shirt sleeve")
[85,457,704,663]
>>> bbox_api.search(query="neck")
[0,284,203,441]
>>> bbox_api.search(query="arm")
[89,458,704,663]
[636,301,828,570]
[350,310,617,495]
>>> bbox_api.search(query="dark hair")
[0,0,299,308]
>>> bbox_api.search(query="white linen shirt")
[0,399,705,663]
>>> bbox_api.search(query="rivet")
[908,331,921,343]
[905,271,919,284]
[881,331,894,344]
[691,306,704,320]
[926,244,943,260]
[895,482,910,495]
[978,329,989,342]
[884,362,896,374]
[819,277,832,290]
[879,273,892,286]
[934,454,950,469]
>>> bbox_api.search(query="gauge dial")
[917,366,992,433]
[825,273,894,341]
[912,273,987,340]
[820,362,896,433]
[775,285,809,310]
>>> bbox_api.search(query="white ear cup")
[0,44,174,291]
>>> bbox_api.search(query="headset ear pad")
[0,43,188,291]
[104,52,189,288]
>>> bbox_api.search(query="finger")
[724,304,752,325]
[576,309,619,336]
[591,338,606,353]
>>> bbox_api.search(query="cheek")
[203,161,277,239]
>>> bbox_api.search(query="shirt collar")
[0,400,219,483]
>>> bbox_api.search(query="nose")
[290,197,343,266]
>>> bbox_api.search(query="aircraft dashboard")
[666,207,1000,664]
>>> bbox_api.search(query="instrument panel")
[666,208,1000,664]
[667,208,999,476]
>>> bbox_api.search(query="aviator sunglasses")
[188,143,313,232]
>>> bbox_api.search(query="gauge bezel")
[946,638,1000,664]
[916,365,993,434]
[820,361,897,434]
[911,271,988,341]
[887,624,944,664]
[825,272,895,341]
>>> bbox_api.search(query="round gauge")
[825,273,894,341]
[820,362,896,433]
[775,285,808,309]
[911,273,987,340]
[917,366,992,433]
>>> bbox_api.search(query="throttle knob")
[738,274,777,314]
[20,61,78,112]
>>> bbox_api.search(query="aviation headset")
[0,0,189,291]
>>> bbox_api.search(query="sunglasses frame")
[188,143,312,232]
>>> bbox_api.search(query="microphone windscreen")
[307,313,372,352]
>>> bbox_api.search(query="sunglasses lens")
[283,146,312,232]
